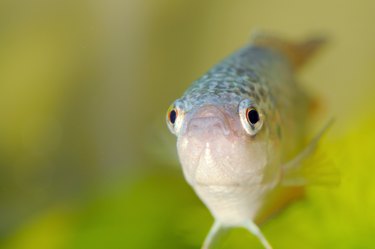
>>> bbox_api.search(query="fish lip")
[187,116,231,136]
[184,105,233,137]
[194,182,243,187]
[192,169,266,187]
[193,181,265,188]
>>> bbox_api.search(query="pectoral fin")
[281,119,340,186]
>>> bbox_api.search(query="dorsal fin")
[251,32,327,70]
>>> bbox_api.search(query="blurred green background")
[0,0,375,248]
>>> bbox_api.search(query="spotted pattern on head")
[174,46,289,122]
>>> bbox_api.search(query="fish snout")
[187,106,231,137]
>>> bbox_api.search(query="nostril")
[213,122,226,132]
[190,123,200,131]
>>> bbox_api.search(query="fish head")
[167,96,281,188]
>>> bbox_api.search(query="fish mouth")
[185,105,233,137]
[194,182,243,187]
[177,104,268,187]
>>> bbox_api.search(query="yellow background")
[0,0,374,248]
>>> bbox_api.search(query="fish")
[166,32,336,249]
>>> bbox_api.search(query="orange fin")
[255,186,305,225]
[281,119,340,186]
[251,32,327,70]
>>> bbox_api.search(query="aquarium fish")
[166,32,334,249]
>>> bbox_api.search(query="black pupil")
[169,110,177,124]
[248,109,259,124]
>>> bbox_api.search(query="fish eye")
[169,109,177,124]
[166,104,184,135]
[247,108,260,125]
[239,99,263,136]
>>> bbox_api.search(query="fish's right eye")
[168,109,177,125]
[166,104,184,135]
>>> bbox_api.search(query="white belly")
[193,183,273,226]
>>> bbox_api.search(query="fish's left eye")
[247,108,260,125]
[239,99,263,136]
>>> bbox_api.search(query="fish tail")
[251,32,327,70]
